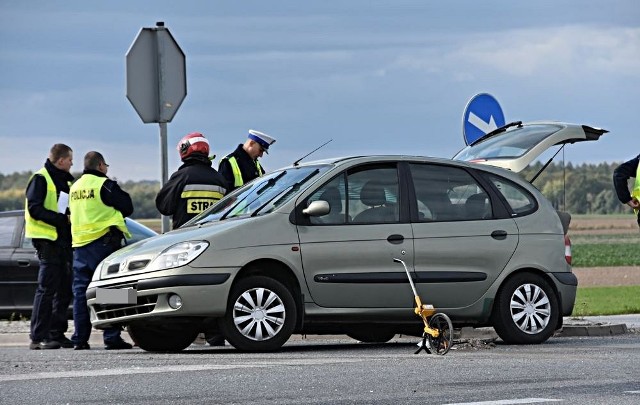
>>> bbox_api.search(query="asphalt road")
[1,332,639,405]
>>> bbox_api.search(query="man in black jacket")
[156,132,227,229]
[25,143,75,349]
[613,154,640,228]
[218,129,276,191]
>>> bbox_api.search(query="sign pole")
[126,21,187,234]
[156,23,170,234]
[159,122,170,233]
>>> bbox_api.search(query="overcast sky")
[1,1,638,181]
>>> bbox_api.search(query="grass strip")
[571,286,640,316]
[571,243,640,267]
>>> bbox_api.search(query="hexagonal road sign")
[126,23,187,123]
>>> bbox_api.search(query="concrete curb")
[557,323,628,337]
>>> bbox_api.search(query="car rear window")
[486,174,537,216]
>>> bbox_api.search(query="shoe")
[29,340,61,350]
[74,342,91,350]
[53,336,74,349]
[104,340,133,350]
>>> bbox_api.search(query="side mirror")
[302,200,330,216]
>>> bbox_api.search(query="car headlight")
[152,241,209,271]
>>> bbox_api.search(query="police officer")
[156,132,227,229]
[25,143,75,350]
[69,151,134,350]
[613,154,640,228]
[218,129,276,191]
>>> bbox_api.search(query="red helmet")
[177,132,210,160]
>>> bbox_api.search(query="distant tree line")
[0,171,161,219]
[0,161,631,218]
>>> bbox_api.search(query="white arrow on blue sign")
[462,93,506,145]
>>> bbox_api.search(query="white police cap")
[248,129,276,153]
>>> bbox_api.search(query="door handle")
[17,259,31,267]
[387,234,404,244]
[491,230,508,240]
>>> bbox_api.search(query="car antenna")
[293,139,333,166]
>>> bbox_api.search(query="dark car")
[0,210,157,318]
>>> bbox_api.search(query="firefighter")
[156,132,227,229]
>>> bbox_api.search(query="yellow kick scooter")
[394,258,453,355]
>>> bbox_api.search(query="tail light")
[564,234,572,265]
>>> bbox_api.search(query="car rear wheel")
[219,276,296,352]
[127,322,199,352]
[492,273,559,344]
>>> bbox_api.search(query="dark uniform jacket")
[613,154,640,225]
[25,159,74,248]
[218,144,264,192]
[156,155,227,229]
[613,154,640,204]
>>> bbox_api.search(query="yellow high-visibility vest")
[223,156,264,188]
[632,164,640,215]
[24,168,60,241]
[69,174,130,248]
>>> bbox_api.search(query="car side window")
[307,176,348,225]
[348,166,399,224]
[0,216,19,247]
[487,174,537,216]
[409,163,492,222]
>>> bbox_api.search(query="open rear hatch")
[453,121,608,175]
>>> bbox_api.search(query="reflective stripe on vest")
[24,168,59,241]
[180,183,226,214]
[225,157,264,188]
[69,174,131,248]
[633,163,640,215]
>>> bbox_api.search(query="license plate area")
[95,287,137,304]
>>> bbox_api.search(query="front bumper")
[88,273,231,329]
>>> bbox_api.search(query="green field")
[571,233,640,267]
[572,286,640,316]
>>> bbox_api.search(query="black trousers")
[30,241,72,342]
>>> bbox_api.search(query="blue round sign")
[462,93,505,145]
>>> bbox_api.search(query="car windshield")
[454,124,563,161]
[188,164,330,224]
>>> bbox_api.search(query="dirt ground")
[573,267,640,287]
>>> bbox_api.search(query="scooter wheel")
[426,313,453,355]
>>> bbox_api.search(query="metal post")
[156,22,171,234]
[159,122,170,233]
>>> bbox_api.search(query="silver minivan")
[87,121,606,352]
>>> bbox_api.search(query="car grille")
[93,294,158,320]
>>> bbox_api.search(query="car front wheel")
[220,276,297,352]
[492,273,559,344]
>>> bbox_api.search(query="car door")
[296,163,415,308]
[11,224,40,312]
[408,163,519,309]
[0,212,40,315]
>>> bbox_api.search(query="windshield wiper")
[252,169,320,217]
[469,121,523,146]
[220,171,288,220]
[256,171,287,195]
